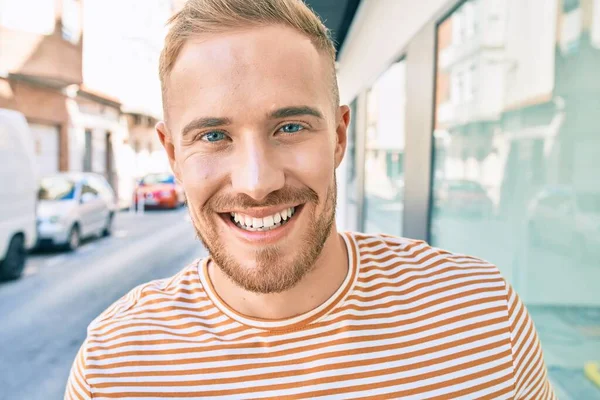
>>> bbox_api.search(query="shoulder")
[86,258,207,338]
[349,231,503,271]
[349,231,427,255]
[346,231,510,301]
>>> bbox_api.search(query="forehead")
[166,25,331,126]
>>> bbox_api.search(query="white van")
[0,109,38,280]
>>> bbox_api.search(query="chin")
[217,246,311,293]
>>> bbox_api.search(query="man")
[66,0,555,398]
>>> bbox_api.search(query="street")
[0,208,206,400]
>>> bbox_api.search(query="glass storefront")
[431,0,600,396]
[362,60,406,236]
[344,99,361,232]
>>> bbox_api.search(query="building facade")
[0,0,126,182]
[82,0,175,203]
[0,0,176,207]
[0,0,84,173]
[336,0,600,397]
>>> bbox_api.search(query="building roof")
[78,85,122,108]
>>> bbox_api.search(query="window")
[431,1,600,396]
[38,177,76,201]
[344,99,360,231]
[362,60,406,236]
[87,175,114,202]
[593,0,600,48]
[81,182,98,197]
[452,8,464,46]
[451,70,464,104]
[463,0,476,37]
[466,62,477,102]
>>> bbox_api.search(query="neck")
[207,227,349,320]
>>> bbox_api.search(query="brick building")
[1,0,177,206]
[0,0,84,172]
[0,0,131,200]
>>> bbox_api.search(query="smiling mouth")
[228,206,300,232]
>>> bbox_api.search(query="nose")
[230,138,285,202]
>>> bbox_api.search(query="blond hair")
[159,0,339,111]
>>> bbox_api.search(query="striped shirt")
[65,232,555,399]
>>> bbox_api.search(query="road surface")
[0,208,206,400]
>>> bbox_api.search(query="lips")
[216,203,305,245]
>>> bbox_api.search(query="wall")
[68,97,124,173]
[0,0,83,172]
[503,0,558,110]
[0,78,70,170]
[335,0,449,234]
[126,115,170,179]
[67,96,133,206]
[336,0,449,105]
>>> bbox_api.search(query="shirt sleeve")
[506,283,556,399]
[64,339,92,400]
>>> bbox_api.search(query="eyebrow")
[269,106,324,120]
[181,117,232,138]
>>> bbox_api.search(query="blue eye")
[279,123,304,134]
[201,131,227,142]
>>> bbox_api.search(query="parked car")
[528,186,600,261]
[36,173,116,251]
[134,173,185,210]
[433,179,493,218]
[0,109,38,280]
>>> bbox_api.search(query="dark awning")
[303,0,361,57]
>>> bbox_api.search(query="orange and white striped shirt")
[66,232,555,399]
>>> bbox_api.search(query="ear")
[156,121,181,183]
[334,105,350,168]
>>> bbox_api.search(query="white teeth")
[263,215,275,228]
[232,207,296,231]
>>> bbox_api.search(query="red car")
[134,173,186,210]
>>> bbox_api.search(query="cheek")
[286,139,335,192]
[180,153,224,206]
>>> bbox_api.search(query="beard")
[192,178,337,294]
